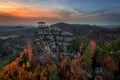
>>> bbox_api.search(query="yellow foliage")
[40,70,44,80]
[26,61,31,68]
[0,71,4,79]
[28,71,32,79]
[43,76,48,80]
[22,63,26,70]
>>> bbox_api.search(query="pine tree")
[49,64,60,80]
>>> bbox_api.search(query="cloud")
[74,8,110,15]
[78,12,120,25]
[49,0,64,9]
[0,8,120,25]
[5,0,22,7]
[0,12,63,25]
[0,0,120,25]
[72,7,120,25]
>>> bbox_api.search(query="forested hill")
[51,22,120,44]
[51,22,105,36]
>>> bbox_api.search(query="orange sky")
[0,1,61,18]
[0,2,81,25]
[0,0,68,24]
[0,0,120,25]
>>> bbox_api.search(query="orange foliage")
[22,63,26,70]
[0,42,89,80]
[70,62,88,80]
[105,56,119,72]
[89,40,97,55]
[28,43,33,61]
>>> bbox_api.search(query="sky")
[0,0,120,25]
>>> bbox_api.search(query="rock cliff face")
[34,23,74,54]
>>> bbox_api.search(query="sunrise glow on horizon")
[0,0,120,25]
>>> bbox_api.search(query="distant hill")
[51,22,120,44]
[101,25,120,28]
[51,22,104,36]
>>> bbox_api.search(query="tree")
[49,64,60,80]
[40,69,44,80]
[69,36,83,52]
[105,56,118,72]
[18,53,28,66]
[97,48,109,62]
[82,43,93,68]
[27,71,32,80]
[111,39,120,51]
[26,61,31,69]
[22,63,26,70]
[111,51,120,63]
[89,40,97,55]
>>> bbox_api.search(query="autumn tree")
[82,43,93,68]
[105,56,118,72]
[49,64,60,80]
[18,53,28,66]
